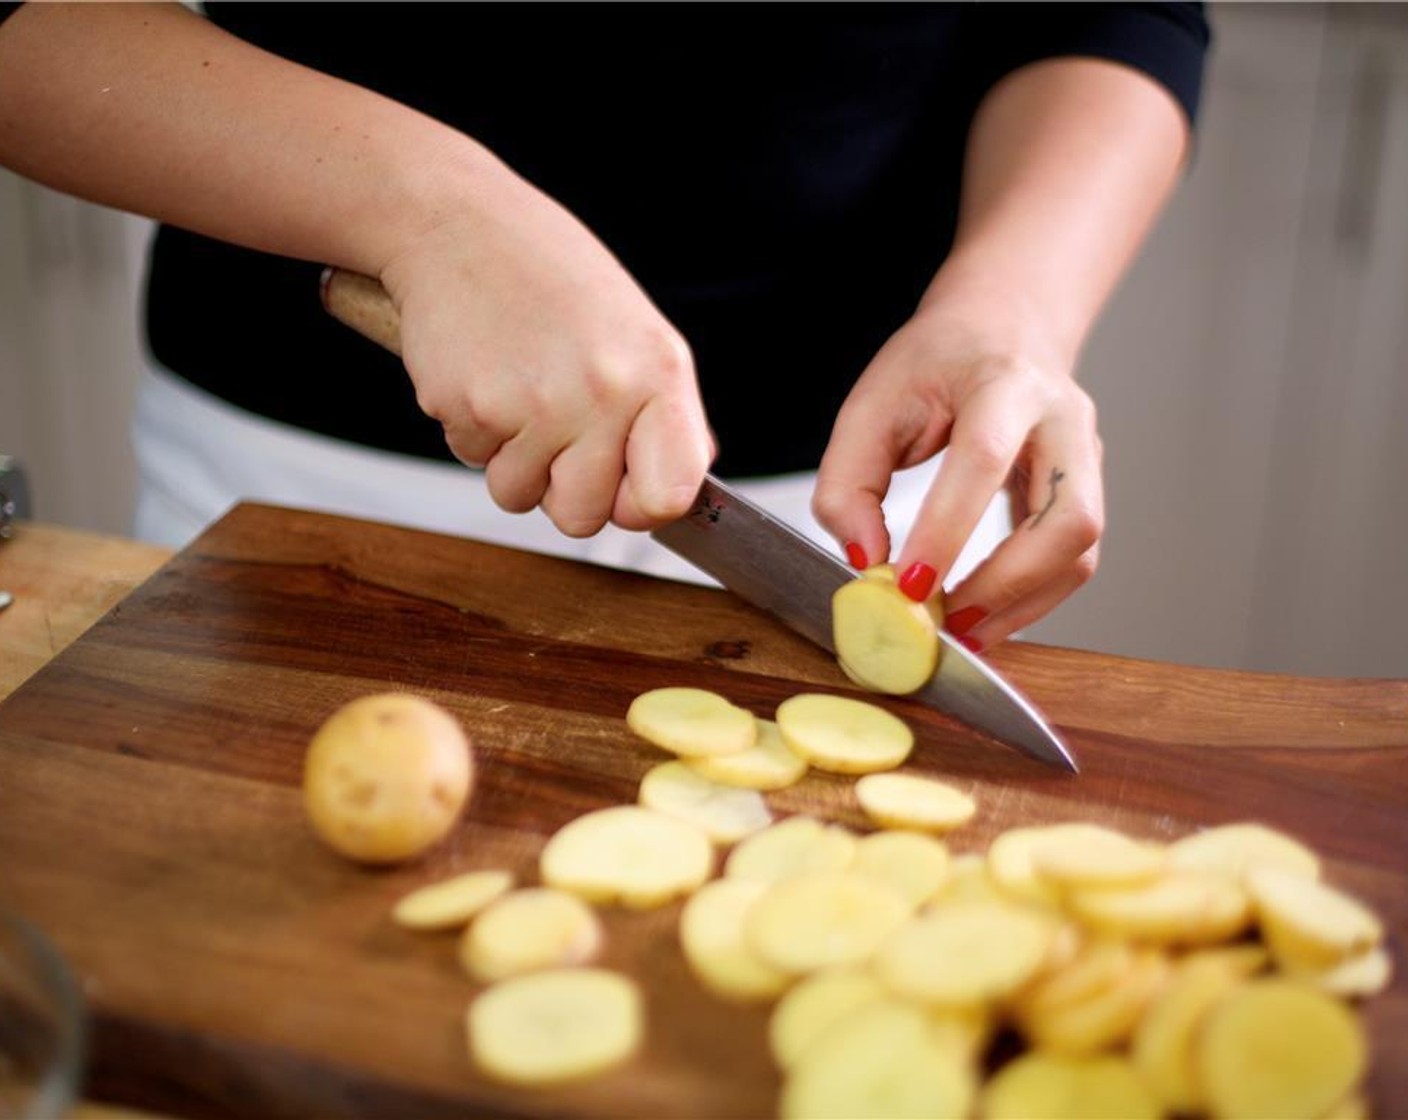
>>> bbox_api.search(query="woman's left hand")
[812,280,1104,654]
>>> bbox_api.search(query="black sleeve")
[0,3,24,28]
[964,2,1212,128]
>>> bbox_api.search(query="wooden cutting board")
[0,502,1404,1119]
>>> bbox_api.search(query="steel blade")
[650,475,1078,771]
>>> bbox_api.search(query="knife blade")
[318,268,1076,770]
[651,475,1078,772]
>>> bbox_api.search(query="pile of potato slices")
[387,684,1391,1119]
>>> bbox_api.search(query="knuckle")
[590,327,694,403]
[1063,500,1104,554]
[1072,546,1100,585]
[962,430,1017,477]
[810,483,846,530]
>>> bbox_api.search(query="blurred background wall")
[1,2,1405,677]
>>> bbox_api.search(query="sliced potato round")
[1015,938,1136,1023]
[1289,945,1393,999]
[1246,867,1384,969]
[1066,870,1252,946]
[855,772,977,834]
[874,900,1056,1009]
[1030,824,1167,890]
[986,826,1066,908]
[540,805,713,909]
[851,830,951,910]
[1194,978,1367,1120]
[1017,949,1169,1056]
[459,888,603,983]
[1168,821,1321,883]
[638,761,772,845]
[981,1052,1161,1120]
[1322,1094,1371,1120]
[679,878,793,1003]
[775,693,914,775]
[1131,954,1250,1115]
[685,718,808,790]
[780,999,976,1120]
[391,869,514,931]
[625,687,757,758]
[934,852,1008,907]
[768,968,889,1071]
[724,815,857,883]
[466,967,642,1086]
[746,871,911,974]
[831,576,939,695]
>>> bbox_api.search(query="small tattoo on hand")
[1028,467,1066,529]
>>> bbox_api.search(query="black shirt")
[2,2,1211,477]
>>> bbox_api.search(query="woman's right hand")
[0,1,713,538]
[380,182,715,538]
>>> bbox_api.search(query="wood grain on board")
[0,503,1403,1119]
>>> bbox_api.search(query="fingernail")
[898,562,937,602]
[844,541,869,570]
[959,634,984,654]
[944,605,989,638]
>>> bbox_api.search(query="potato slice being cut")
[832,575,939,695]
[1168,821,1321,883]
[679,878,792,1003]
[768,968,889,1071]
[460,888,603,983]
[1245,867,1384,969]
[981,1052,1161,1120]
[851,829,951,910]
[780,999,977,1120]
[874,899,1056,1009]
[746,871,910,974]
[1066,870,1252,946]
[724,815,857,883]
[467,967,643,1086]
[626,687,757,758]
[540,805,713,909]
[638,761,772,845]
[391,869,514,931]
[685,718,808,791]
[855,771,977,834]
[775,693,914,775]
[1194,978,1367,1120]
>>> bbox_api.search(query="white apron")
[131,360,1010,589]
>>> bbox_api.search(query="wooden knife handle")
[319,267,402,356]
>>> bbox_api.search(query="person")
[0,2,1209,653]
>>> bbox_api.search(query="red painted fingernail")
[844,541,869,570]
[898,562,937,602]
[945,605,989,638]
[959,634,984,654]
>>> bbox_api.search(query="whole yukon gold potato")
[304,692,474,865]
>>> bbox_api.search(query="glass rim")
[0,907,89,1120]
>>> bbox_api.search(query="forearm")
[0,1,514,277]
[923,57,1190,369]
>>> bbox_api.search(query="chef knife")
[320,267,1078,772]
[650,474,1077,772]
